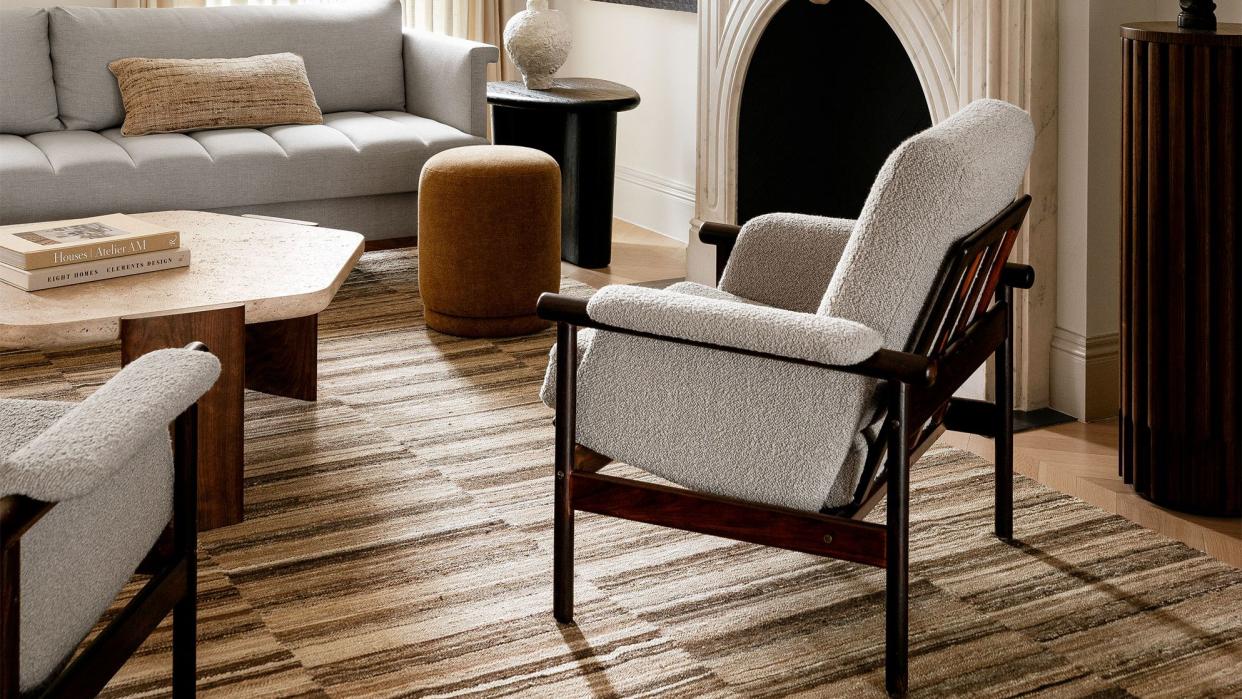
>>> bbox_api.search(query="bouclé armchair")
[1,346,220,698]
[536,99,1036,696]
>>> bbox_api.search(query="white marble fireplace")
[690,0,1058,408]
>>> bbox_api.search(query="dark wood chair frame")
[536,196,1034,697]
[0,342,209,699]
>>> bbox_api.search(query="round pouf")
[418,145,561,337]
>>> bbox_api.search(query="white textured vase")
[503,0,571,90]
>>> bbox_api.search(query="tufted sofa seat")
[1,112,481,225]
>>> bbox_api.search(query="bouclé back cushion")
[48,0,404,132]
[109,53,324,136]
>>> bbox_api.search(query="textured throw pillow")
[108,52,323,136]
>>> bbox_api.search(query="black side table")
[487,78,640,268]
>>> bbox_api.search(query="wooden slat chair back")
[840,195,1033,518]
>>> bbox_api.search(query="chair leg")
[994,287,1015,541]
[553,323,577,624]
[172,400,199,697]
[885,384,910,698]
[172,569,196,698]
[2,540,21,699]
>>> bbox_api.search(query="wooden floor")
[941,424,1241,568]
[561,219,687,287]
[591,221,1241,569]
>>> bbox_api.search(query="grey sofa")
[0,0,498,241]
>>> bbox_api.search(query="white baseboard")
[613,165,695,244]
[1049,327,1119,420]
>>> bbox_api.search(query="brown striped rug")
[8,248,1239,698]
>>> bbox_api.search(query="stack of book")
[0,214,189,291]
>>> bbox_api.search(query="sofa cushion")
[48,0,405,132]
[0,8,62,135]
[0,111,485,225]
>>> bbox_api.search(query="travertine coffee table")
[0,211,364,529]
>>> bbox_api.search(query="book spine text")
[21,233,180,271]
[1,249,191,291]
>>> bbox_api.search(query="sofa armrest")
[585,284,884,367]
[402,29,500,139]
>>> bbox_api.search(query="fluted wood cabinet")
[1119,22,1241,517]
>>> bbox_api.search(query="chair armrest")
[698,222,740,283]
[698,221,740,246]
[1001,263,1035,289]
[536,291,935,385]
[1,348,220,502]
[719,213,856,313]
[402,29,500,139]
[0,495,52,549]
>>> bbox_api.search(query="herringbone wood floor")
[941,423,1241,567]
[615,224,1241,569]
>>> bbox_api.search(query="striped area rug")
[10,248,1238,698]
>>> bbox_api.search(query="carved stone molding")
[692,0,1057,408]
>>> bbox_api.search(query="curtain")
[116,0,522,80]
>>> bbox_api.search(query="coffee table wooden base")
[121,307,320,530]
[246,315,318,401]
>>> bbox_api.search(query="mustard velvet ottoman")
[418,145,561,337]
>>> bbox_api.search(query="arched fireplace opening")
[737,0,932,224]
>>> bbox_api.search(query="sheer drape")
[115,0,520,80]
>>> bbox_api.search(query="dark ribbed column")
[1120,22,1241,517]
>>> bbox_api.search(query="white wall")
[1054,0,1241,419]
[549,0,697,245]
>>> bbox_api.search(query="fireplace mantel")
[692,0,1058,409]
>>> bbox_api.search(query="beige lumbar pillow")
[108,52,324,137]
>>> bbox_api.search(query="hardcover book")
[0,248,191,291]
[0,214,180,270]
